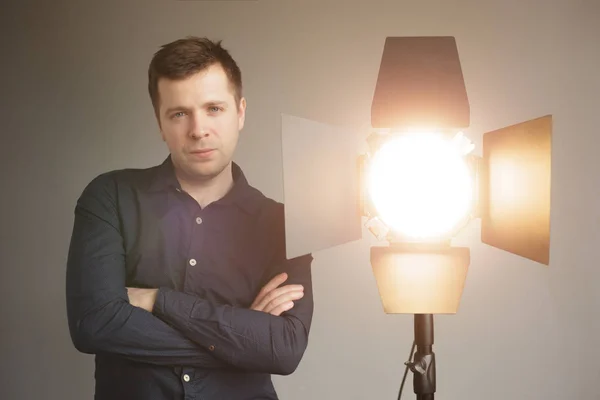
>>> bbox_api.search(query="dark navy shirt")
[66,156,314,400]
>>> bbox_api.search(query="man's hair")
[148,36,243,118]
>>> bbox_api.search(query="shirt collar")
[147,155,263,215]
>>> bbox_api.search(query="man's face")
[157,63,246,182]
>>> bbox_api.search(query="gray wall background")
[1,0,599,399]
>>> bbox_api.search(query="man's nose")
[189,114,210,139]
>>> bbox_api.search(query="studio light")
[280,36,552,400]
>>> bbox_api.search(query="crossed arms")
[65,174,313,375]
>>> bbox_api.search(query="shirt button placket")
[183,215,200,398]
[192,216,203,267]
[184,214,203,293]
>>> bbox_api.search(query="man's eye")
[173,112,186,118]
[209,107,222,113]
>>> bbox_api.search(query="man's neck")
[176,163,235,209]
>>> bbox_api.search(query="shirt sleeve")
[66,173,231,369]
[152,203,314,376]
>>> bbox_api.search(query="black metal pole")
[411,314,436,400]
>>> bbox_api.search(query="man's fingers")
[264,290,304,314]
[268,301,295,317]
[262,273,288,294]
[253,284,303,311]
[251,273,288,309]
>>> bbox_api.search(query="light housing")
[280,37,552,303]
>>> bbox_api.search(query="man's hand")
[250,273,304,316]
[127,287,158,312]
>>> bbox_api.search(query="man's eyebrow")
[205,101,228,107]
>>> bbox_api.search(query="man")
[66,36,314,400]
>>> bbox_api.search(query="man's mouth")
[190,149,215,158]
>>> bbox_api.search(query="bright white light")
[366,131,474,240]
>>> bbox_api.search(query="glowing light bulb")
[366,131,474,240]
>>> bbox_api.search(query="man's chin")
[185,164,228,181]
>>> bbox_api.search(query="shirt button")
[189,259,197,266]
[183,374,190,382]
[195,216,203,224]
[209,345,215,351]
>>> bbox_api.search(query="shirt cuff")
[152,287,194,319]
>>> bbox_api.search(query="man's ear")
[238,97,247,131]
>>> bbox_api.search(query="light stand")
[407,314,436,400]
